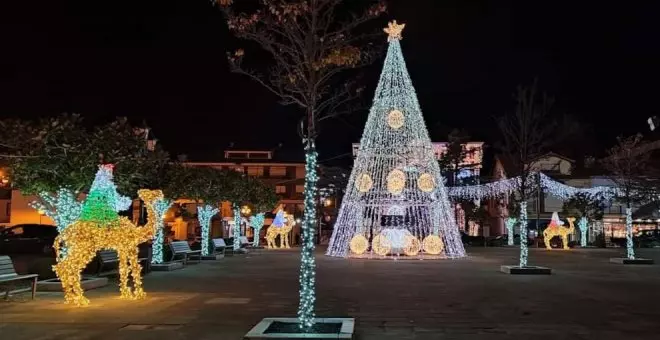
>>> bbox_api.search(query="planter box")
[610,258,654,265]
[37,277,108,292]
[151,262,184,271]
[245,317,354,339]
[500,265,552,275]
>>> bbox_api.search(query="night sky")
[2,0,659,165]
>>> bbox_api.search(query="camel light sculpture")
[543,212,576,250]
[52,164,164,306]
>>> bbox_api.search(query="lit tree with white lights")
[602,134,656,259]
[327,22,466,259]
[218,0,386,331]
[497,79,555,268]
[562,192,605,247]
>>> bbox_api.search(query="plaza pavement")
[1,246,660,340]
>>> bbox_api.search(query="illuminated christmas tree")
[79,164,131,225]
[327,21,466,258]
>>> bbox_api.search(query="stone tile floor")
[1,246,660,339]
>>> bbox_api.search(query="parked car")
[0,224,58,255]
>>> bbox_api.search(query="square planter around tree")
[500,265,552,275]
[609,258,654,265]
[245,318,355,339]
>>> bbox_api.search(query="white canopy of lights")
[446,172,619,200]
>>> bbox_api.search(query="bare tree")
[215,0,386,330]
[602,134,658,259]
[497,79,555,267]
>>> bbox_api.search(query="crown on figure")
[384,20,405,41]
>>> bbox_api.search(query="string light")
[577,216,588,247]
[30,188,83,260]
[447,173,617,201]
[625,207,635,259]
[138,191,173,265]
[417,173,435,192]
[371,233,391,256]
[542,214,574,250]
[232,205,242,251]
[519,201,528,267]
[356,173,373,193]
[198,205,219,256]
[297,142,318,330]
[422,235,444,255]
[505,217,517,246]
[327,24,466,260]
[52,165,162,306]
[403,236,421,256]
[386,109,404,129]
[349,234,369,255]
[249,213,266,247]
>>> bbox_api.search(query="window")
[276,185,286,194]
[295,185,304,193]
[247,167,264,176]
[295,166,305,179]
[270,166,286,177]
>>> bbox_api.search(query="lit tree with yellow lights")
[328,21,466,260]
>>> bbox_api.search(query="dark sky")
[2,0,659,165]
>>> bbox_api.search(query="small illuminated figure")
[265,210,295,249]
[543,212,575,250]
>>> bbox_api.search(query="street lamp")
[240,205,252,216]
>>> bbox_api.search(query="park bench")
[96,250,151,276]
[170,241,201,265]
[212,238,228,256]
[240,236,253,248]
[0,255,38,300]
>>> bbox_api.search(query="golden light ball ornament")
[349,234,369,255]
[371,233,391,256]
[386,169,406,195]
[417,173,436,192]
[386,109,405,129]
[355,173,373,193]
[403,235,421,256]
[422,235,444,255]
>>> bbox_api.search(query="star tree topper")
[384,20,405,41]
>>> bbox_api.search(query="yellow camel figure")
[53,189,163,306]
[266,212,294,249]
[543,215,575,250]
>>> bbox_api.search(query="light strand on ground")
[298,142,318,331]
[197,204,219,256]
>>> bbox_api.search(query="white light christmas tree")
[327,21,466,259]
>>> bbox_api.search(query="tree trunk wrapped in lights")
[151,198,173,264]
[198,205,219,257]
[327,22,466,259]
[578,216,589,248]
[249,213,266,247]
[505,217,517,246]
[233,205,242,251]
